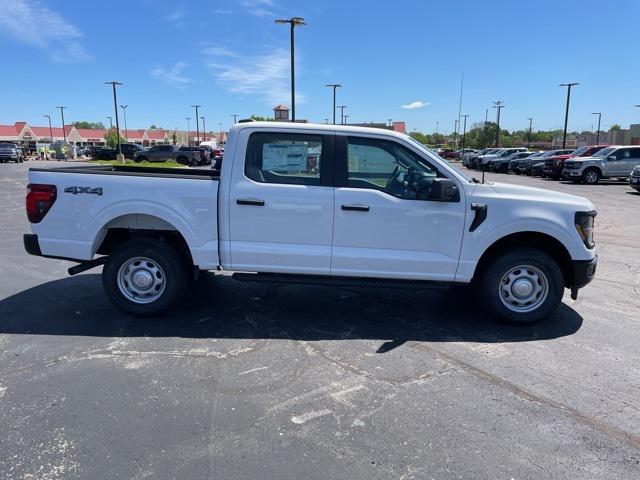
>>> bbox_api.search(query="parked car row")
[460,145,640,190]
[79,143,222,167]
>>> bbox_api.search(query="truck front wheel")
[582,168,600,185]
[479,248,564,324]
[102,238,188,316]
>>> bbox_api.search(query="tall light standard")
[388,118,393,128]
[343,115,349,125]
[337,105,346,125]
[324,118,329,124]
[453,119,458,148]
[492,101,505,147]
[527,117,533,148]
[191,105,201,144]
[460,114,470,152]
[55,106,67,143]
[435,121,439,135]
[275,17,305,122]
[120,104,128,141]
[483,108,489,148]
[43,115,53,142]
[559,83,579,149]
[201,117,206,141]
[591,112,602,146]
[231,114,238,124]
[105,81,123,156]
[325,84,341,125]
[185,117,191,146]
[106,115,113,129]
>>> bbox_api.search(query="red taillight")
[26,184,57,223]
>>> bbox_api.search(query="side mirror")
[428,178,460,202]
[608,155,616,161]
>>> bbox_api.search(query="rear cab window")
[245,132,332,186]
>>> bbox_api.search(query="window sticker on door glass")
[263,143,308,172]
[348,155,359,172]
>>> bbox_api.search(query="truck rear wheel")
[102,238,188,316]
[479,247,564,324]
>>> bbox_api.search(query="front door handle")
[237,199,265,206]
[341,204,369,212]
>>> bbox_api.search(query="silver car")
[563,146,640,184]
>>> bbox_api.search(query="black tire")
[102,238,188,316]
[582,168,600,185]
[176,155,188,165]
[479,247,564,324]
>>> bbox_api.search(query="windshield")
[593,147,615,157]
[571,146,589,156]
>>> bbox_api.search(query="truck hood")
[488,181,594,209]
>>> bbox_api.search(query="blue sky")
[0,0,638,133]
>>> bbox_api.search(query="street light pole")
[453,119,458,149]
[186,117,191,146]
[336,105,346,125]
[460,114,470,152]
[201,117,206,142]
[559,83,579,149]
[190,105,202,144]
[231,114,238,124]
[55,106,67,143]
[591,112,602,146]
[106,115,113,129]
[105,81,123,156]
[492,101,504,147]
[43,115,53,142]
[120,104,128,141]
[343,115,349,125]
[325,84,341,125]
[527,117,533,148]
[275,17,305,122]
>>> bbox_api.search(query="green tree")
[149,125,159,130]
[610,124,622,131]
[104,128,127,148]
[73,121,106,130]
[250,115,276,122]
[171,131,178,145]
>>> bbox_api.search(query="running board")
[232,272,452,290]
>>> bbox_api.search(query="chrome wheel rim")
[117,257,166,304]
[499,265,548,313]
[585,171,598,183]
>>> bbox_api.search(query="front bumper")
[630,175,640,190]
[543,166,562,176]
[570,255,597,299]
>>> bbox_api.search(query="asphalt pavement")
[1,161,639,479]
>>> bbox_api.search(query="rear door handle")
[237,199,265,206]
[341,204,369,212]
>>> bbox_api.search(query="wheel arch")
[92,213,194,266]
[473,231,574,288]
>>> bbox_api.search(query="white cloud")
[165,9,186,22]
[205,46,301,105]
[401,101,429,110]
[201,46,239,57]
[240,0,277,17]
[150,62,191,87]
[0,0,91,63]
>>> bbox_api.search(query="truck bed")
[29,164,219,180]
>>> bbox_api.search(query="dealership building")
[0,121,172,147]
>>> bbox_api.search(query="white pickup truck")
[24,122,597,324]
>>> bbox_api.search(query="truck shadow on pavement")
[0,273,583,350]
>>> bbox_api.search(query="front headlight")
[575,211,596,249]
